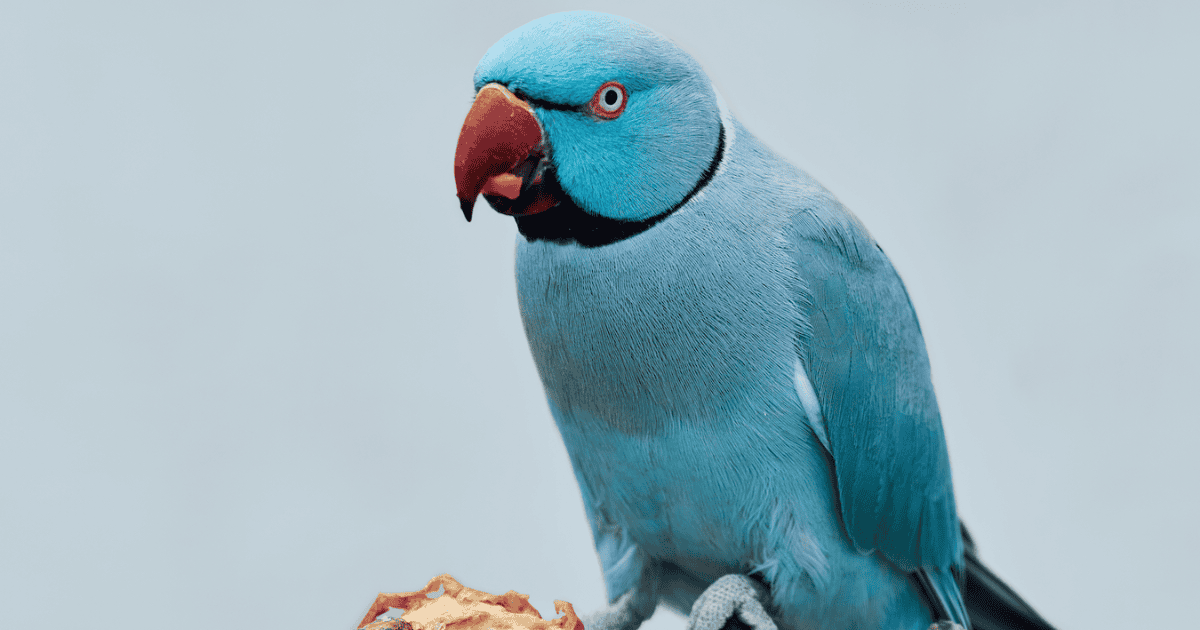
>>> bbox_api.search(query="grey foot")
[582,590,648,630]
[928,623,966,630]
[686,575,777,630]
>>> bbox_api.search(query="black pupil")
[604,89,618,106]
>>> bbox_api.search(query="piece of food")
[357,574,582,630]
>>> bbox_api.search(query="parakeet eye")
[590,82,627,119]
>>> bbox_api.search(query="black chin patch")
[506,122,726,249]
[509,172,667,248]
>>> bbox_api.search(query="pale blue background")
[2,2,1196,629]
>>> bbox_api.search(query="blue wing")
[786,199,967,624]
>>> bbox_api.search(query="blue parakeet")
[452,12,1054,630]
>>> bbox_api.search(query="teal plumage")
[455,11,1053,630]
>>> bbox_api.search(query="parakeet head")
[454,12,724,246]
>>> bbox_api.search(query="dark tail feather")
[960,525,1056,630]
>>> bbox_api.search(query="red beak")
[453,83,544,222]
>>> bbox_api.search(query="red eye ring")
[590,81,627,119]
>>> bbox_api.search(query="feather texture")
[466,11,1051,630]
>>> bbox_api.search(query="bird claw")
[581,590,648,630]
[928,623,965,630]
[686,575,777,630]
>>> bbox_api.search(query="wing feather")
[786,201,965,622]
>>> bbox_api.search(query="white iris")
[599,86,623,112]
